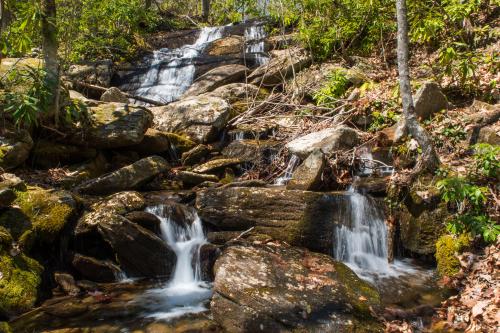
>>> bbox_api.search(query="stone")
[413,82,448,120]
[211,242,382,333]
[127,129,196,156]
[66,60,113,87]
[207,231,241,245]
[66,102,153,149]
[0,189,15,208]
[352,176,390,196]
[181,144,210,166]
[206,83,264,105]
[58,153,109,189]
[268,33,297,50]
[178,171,219,187]
[151,96,232,143]
[203,35,245,57]
[192,158,242,174]
[286,126,361,159]
[77,156,169,195]
[222,139,280,163]
[196,187,353,254]
[247,47,312,86]
[287,150,326,191]
[31,140,97,169]
[183,65,249,97]
[0,173,26,191]
[197,243,221,281]
[54,272,80,296]
[124,211,161,235]
[100,87,129,103]
[286,62,340,99]
[477,123,500,145]
[69,90,98,106]
[71,253,121,283]
[0,128,33,170]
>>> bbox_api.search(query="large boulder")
[183,65,248,97]
[192,158,242,174]
[196,187,350,254]
[203,35,245,57]
[413,82,448,120]
[66,102,153,149]
[247,48,312,86]
[206,83,264,104]
[151,96,232,143]
[127,129,196,156]
[31,140,97,169]
[100,87,129,103]
[0,128,33,170]
[211,242,382,332]
[77,156,169,195]
[66,60,113,87]
[72,253,121,283]
[286,126,361,159]
[287,150,326,191]
[222,139,280,163]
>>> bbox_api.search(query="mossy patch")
[435,234,471,278]
[0,252,43,317]
[164,133,197,153]
[0,322,12,333]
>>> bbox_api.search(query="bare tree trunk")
[396,0,440,173]
[41,0,60,126]
[0,0,3,66]
[202,0,210,21]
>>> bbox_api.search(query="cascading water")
[135,26,225,103]
[245,24,269,66]
[274,154,300,185]
[138,205,212,320]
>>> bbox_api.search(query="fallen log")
[65,79,165,106]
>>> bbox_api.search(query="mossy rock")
[0,322,12,333]
[0,252,43,317]
[0,226,13,252]
[163,132,197,153]
[435,234,471,278]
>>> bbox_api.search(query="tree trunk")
[41,0,60,126]
[396,0,440,173]
[0,0,3,65]
[202,0,210,21]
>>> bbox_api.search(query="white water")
[138,205,212,320]
[245,25,269,66]
[135,27,225,103]
[274,154,300,185]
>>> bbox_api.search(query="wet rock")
[0,127,33,170]
[43,300,89,318]
[203,35,245,57]
[287,150,325,191]
[127,129,196,156]
[413,82,448,120]
[352,176,390,196]
[211,242,382,333]
[0,189,15,208]
[66,60,113,87]
[100,87,129,103]
[196,187,350,254]
[207,231,241,245]
[178,171,219,187]
[151,96,231,143]
[71,253,121,283]
[181,144,211,166]
[286,126,361,159]
[66,102,153,149]
[31,140,97,169]
[197,243,221,281]
[77,156,169,195]
[222,139,280,163]
[248,47,312,86]
[54,272,80,296]
[192,158,242,174]
[124,211,161,235]
[183,64,248,97]
[0,252,43,318]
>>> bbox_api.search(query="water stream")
[245,24,269,66]
[274,154,300,185]
[134,26,225,103]
[137,205,212,320]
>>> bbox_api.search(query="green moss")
[435,234,471,277]
[0,322,12,333]
[165,133,197,153]
[0,226,13,252]
[0,252,43,316]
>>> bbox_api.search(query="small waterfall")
[245,25,269,66]
[135,26,224,103]
[138,205,212,320]
[274,154,300,185]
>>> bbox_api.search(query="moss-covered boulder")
[127,129,196,156]
[211,242,382,332]
[0,187,76,249]
[30,140,97,169]
[0,128,33,171]
[192,158,243,174]
[0,252,43,318]
[435,234,471,278]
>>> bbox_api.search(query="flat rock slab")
[211,242,382,332]
[183,64,248,97]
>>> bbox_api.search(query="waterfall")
[274,154,300,185]
[138,205,212,320]
[135,26,225,103]
[245,25,269,66]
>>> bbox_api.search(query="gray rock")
[286,126,361,159]
[124,211,162,235]
[54,272,80,296]
[0,128,33,170]
[151,96,231,143]
[66,60,113,87]
[206,83,264,105]
[78,156,169,195]
[203,35,245,57]
[72,253,121,283]
[127,129,196,156]
[222,139,280,163]
[413,82,448,120]
[100,87,129,103]
[183,64,248,97]
[287,150,325,191]
[477,123,500,145]
[181,144,210,166]
[178,171,219,187]
[0,173,26,191]
[0,189,16,208]
[31,140,97,169]
[66,102,153,149]
[192,158,242,174]
[211,242,382,333]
